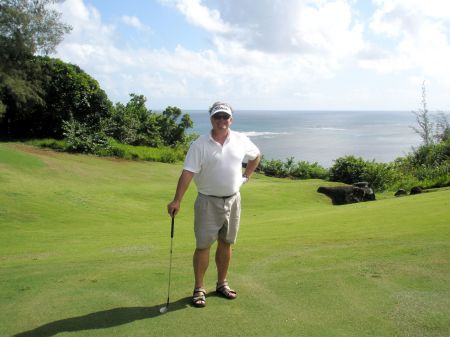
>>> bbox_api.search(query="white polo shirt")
[184,130,260,196]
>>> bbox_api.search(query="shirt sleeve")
[183,141,202,173]
[242,134,260,160]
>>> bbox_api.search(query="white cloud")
[121,15,144,30]
[160,0,234,33]
[55,0,367,108]
[362,0,450,82]
[53,0,450,109]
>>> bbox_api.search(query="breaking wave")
[242,131,290,137]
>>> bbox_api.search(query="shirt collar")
[209,129,232,144]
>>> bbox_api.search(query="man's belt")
[202,193,237,199]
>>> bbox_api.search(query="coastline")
[186,110,422,167]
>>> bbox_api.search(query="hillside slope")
[1,143,449,337]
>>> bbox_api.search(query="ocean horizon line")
[185,109,416,113]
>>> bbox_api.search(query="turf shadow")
[13,297,191,337]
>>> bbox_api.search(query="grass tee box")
[0,143,449,337]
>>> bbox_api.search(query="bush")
[62,118,109,154]
[393,139,450,189]
[105,139,185,163]
[260,158,288,177]
[28,138,68,151]
[330,155,396,191]
[409,139,450,167]
[329,156,367,184]
[105,95,195,149]
[259,156,329,180]
[361,161,397,192]
[291,161,329,180]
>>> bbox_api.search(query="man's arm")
[243,154,261,180]
[167,169,195,217]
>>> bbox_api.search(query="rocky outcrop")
[395,186,423,197]
[410,186,423,195]
[394,188,407,197]
[317,182,375,205]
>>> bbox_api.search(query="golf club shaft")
[165,215,175,307]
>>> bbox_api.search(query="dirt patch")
[8,143,60,157]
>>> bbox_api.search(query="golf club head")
[159,306,168,314]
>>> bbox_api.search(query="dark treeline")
[1,0,195,154]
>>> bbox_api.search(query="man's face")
[210,113,232,131]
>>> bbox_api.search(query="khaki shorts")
[194,192,241,249]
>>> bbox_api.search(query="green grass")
[28,138,186,163]
[1,142,449,337]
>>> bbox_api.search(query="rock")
[410,186,423,195]
[352,182,376,201]
[395,189,407,197]
[353,181,369,188]
[317,183,376,205]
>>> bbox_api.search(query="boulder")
[395,189,407,197]
[410,186,423,195]
[317,183,376,205]
[352,182,375,201]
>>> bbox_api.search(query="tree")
[434,112,450,143]
[106,95,194,148]
[0,0,71,57]
[0,0,71,137]
[1,56,111,138]
[158,106,193,146]
[107,94,161,146]
[411,81,434,146]
[36,56,112,137]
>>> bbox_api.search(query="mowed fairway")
[1,143,449,337]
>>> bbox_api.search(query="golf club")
[159,213,175,314]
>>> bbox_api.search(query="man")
[167,102,261,308]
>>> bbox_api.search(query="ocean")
[186,110,422,168]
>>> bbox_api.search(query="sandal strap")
[216,281,237,299]
[193,287,206,295]
[193,295,205,301]
[216,281,234,291]
[216,280,229,289]
[192,288,206,307]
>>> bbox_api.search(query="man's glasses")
[212,114,231,120]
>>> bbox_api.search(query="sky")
[53,0,450,111]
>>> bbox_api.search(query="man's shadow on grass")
[14,296,192,337]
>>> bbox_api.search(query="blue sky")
[54,0,450,111]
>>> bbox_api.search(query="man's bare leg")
[215,239,237,299]
[193,247,210,307]
[216,239,232,284]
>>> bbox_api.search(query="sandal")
[216,281,237,300]
[192,287,206,308]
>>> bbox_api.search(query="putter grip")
[171,216,174,238]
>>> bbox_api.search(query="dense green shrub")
[105,139,185,163]
[329,155,396,191]
[260,158,288,177]
[409,139,450,167]
[28,138,68,151]
[290,160,329,180]
[391,139,450,189]
[104,94,194,149]
[62,118,109,154]
[106,94,161,147]
[1,57,112,139]
[329,156,367,184]
[31,137,186,164]
[259,156,329,180]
